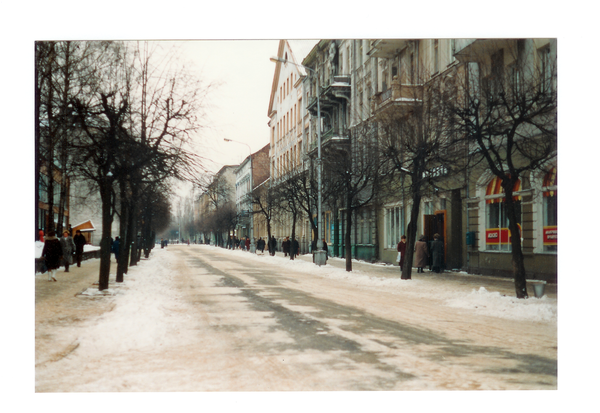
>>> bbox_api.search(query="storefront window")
[485,177,522,252]
[542,167,557,252]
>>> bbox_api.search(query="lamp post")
[270,56,326,266]
[224,138,256,253]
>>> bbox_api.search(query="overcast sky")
[176,39,319,173]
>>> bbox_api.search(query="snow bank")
[445,287,557,322]
[74,250,188,357]
[35,241,100,258]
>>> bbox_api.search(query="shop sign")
[543,226,557,245]
[486,228,510,244]
[486,225,522,245]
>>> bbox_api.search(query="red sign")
[486,228,511,244]
[486,225,522,245]
[543,226,557,245]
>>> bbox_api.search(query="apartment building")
[268,40,313,246]
[294,38,556,281]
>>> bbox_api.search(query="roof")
[72,219,96,232]
[268,39,319,118]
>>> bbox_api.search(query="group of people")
[396,233,444,273]
[40,229,87,282]
[227,236,252,251]
[281,237,300,258]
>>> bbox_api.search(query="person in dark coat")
[430,233,444,273]
[42,230,62,282]
[293,238,300,258]
[74,230,86,267]
[245,237,250,251]
[269,236,277,256]
[397,235,407,271]
[414,235,428,273]
[60,230,75,272]
[257,237,265,253]
[112,236,121,262]
[282,237,291,257]
[322,239,328,260]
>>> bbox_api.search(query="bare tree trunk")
[503,179,529,298]
[345,192,353,272]
[402,191,422,280]
[99,179,114,291]
[290,213,297,260]
[129,181,139,266]
[116,180,129,283]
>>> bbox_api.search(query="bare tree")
[376,66,465,280]
[322,120,388,271]
[251,179,277,251]
[66,41,209,290]
[445,39,557,298]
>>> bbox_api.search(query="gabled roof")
[72,219,96,232]
[267,40,318,119]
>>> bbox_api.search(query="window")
[510,63,521,96]
[485,177,522,251]
[382,69,388,93]
[490,49,504,95]
[410,53,414,84]
[434,39,439,73]
[358,40,363,67]
[542,167,557,252]
[539,46,552,92]
[385,206,405,249]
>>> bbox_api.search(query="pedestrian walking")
[42,230,62,282]
[282,237,291,257]
[112,236,121,262]
[59,230,75,272]
[39,229,44,242]
[396,235,407,271]
[293,238,300,258]
[414,235,428,273]
[431,233,444,273]
[257,237,265,253]
[245,236,250,251]
[269,236,277,256]
[73,230,86,267]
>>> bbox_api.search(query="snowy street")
[35,244,557,392]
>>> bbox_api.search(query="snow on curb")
[445,287,557,322]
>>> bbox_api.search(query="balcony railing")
[372,79,423,116]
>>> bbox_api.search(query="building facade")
[293,38,556,281]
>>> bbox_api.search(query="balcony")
[367,39,410,59]
[372,77,423,117]
[307,75,351,116]
[454,39,515,63]
[307,127,350,155]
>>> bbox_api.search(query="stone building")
[292,38,556,281]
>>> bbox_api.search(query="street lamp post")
[270,56,326,266]
[224,138,256,253]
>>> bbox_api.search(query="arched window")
[485,176,522,251]
[542,167,557,252]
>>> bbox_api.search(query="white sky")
[175,39,319,172]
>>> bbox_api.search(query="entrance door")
[424,211,446,269]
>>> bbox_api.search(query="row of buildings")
[193,38,557,281]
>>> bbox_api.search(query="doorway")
[424,210,447,270]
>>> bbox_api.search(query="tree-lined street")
[36,245,556,392]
